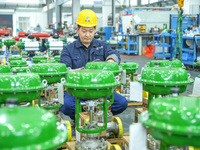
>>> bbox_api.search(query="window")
[18,17,30,31]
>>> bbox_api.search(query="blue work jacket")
[60,38,120,69]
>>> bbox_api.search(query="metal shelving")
[153,34,171,59]
[117,34,138,55]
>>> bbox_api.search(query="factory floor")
[60,55,200,134]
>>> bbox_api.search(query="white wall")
[14,9,47,36]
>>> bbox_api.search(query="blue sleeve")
[60,46,72,68]
[104,42,121,64]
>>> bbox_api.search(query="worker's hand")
[44,51,47,54]
[72,67,82,71]
[107,58,115,62]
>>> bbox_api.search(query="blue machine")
[170,14,200,65]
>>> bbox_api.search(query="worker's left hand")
[107,58,115,62]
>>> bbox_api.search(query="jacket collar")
[75,38,98,48]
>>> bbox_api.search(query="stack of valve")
[135,59,200,150]
[64,61,124,150]
[0,68,70,149]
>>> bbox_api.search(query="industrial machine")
[120,62,139,101]
[0,99,69,150]
[17,34,42,57]
[64,69,120,149]
[136,60,193,106]
[140,89,200,150]
[46,34,66,57]
[31,63,67,122]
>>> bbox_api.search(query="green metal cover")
[120,62,139,74]
[7,56,22,62]
[9,60,28,67]
[31,63,67,84]
[146,60,184,68]
[64,69,120,98]
[54,55,60,62]
[0,65,12,73]
[0,73,46,103]
[17,42,22,49]
[140,96,200,147]
[32,56,46,63]
[40,59,56,63]
[85,61,123,75]
[4,39,16,46]
[0,106,68,150]
[136,67,193,95]
[12,67,31,73]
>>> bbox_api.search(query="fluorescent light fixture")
[0,9,14,13]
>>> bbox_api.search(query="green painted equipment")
[31,63,67,84]
[65,69,120,99]
[9,60,28,67]
[54,55,60,62]
[0,42,2,48]
[32,56,46,64]
[40,59,57,63]
[0,100,69,150]
[12,67,31,73]
[7,56,22,62]
[0,72,46,103]
[120,62,138,74]
[85,61,123,76]
[64,69,120,134]
[0,65,12,73]
[137,67,193,95]
[140,94,200,149]
[4,39,16,46]
[146,59,185,68]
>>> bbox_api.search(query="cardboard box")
[66,140,111,150]
[142,98,148,111]
[123,135,129,150]
[135,108,145,123]
[186,94,200,97]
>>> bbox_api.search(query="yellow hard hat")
[76,9,98,27]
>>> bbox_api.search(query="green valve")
[54,55,60,62]
[32,56,46,64]
[0,65,12,73]
[136,67,193,95]
[64,69,120,99]
[31,63,67,84]
[7,56,22,62]
[17,42,22,49]
[4,39,16,46]
[9,60,28,67]
[0,106,68,150]
[140,96,200,148]
[85,61,123,76]
[146,59,184,68]
[12,67,31,73]
[0,73,46,103]
[40,59,56,63]
[120,62,139,74]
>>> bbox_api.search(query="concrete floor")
[60,55,200,134]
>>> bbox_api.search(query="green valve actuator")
[64,69,120,134]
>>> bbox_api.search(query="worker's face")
[76,26,96,45]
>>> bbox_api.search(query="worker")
[59,9,128,121]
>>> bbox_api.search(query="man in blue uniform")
[59,9,127,121]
